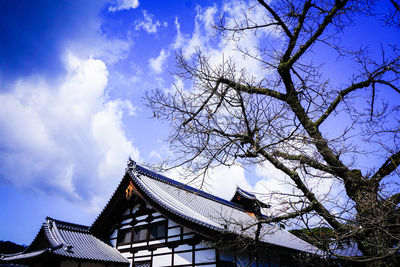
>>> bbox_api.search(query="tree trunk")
[348,177,396,266]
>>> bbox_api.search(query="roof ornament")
[230,186,270,219]
[64,244,73,252]
[46,217,53,229]
[126,157,137,173]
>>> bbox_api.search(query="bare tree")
[147,0,400,265]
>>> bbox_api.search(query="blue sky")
[0,0,399,245]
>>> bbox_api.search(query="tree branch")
[257,0,293,38]
[257,147,345,230]
[287,0,348,67]
[182,80,221,127]
[260,204,314,223]
[315,79,373,127]
[272,150,338,175]
[371,150,400,182]
[282,0,312,62]
[219,77,287,100]
[387,192,400,206]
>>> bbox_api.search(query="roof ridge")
[46,217,89,231]
[44,218,69,248]
[236,186,257,199]
[134,164,246,211]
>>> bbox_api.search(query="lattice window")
[133,261,151,267]
[149,222,166,240]
[117,228,131,245]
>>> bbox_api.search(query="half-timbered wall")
[109,201,218,267]
[107,196,306,267]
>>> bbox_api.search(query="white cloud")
[0,53,139,211]
[207,164,252,200]
[172,17,184,49]
[163,164,251,201]
[149,150,162,160]
[67,34,133,65]
[149,49,169,74]
[170,1,276,82]
[135,10,164,34]
[108,0,139,12]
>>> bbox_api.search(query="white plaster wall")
[121,218,132,224]
[117,244,131,250]
[152,253,172,266]
[183,233,194,239]
[168,220,178,227]
[155,247,171,254]
[168,227,180,236]
[195,249,216,264]
[174,251,192,265]
[135,250,151,257]
[110,229,118,239]
[175,244,191,252]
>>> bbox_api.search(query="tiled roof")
[0,249,48,261]
[235,186,257,200]
[129,162,322,254]
[1,218,129,264]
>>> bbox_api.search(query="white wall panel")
[168,236,180,242]
[134,256,151,261]
[175,244,192,252]
[117,244,130,250]
[136,215,147,221]
[174,251,192,265]
[152,254,172,266]
[110,229,118,239]
[135,250,151,257]
[132,242,146,247]
[195,249,215,264]
[168,220,178,227]
[154,247,172,254]
[148,239,163,245]
[183,234,194,239]
[168,227,180,236]
[121,218,132,224]
[152,217,166,223]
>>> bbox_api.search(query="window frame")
[117,227,132,246]
[132,221,167,243]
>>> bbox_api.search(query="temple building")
[1,160,321,266]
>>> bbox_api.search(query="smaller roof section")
[0,217,129,265]
[230,186,270,217]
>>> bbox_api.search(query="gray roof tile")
[1,218,129,264]
[130,163,322,254]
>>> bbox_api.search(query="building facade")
[1,160,321,266]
